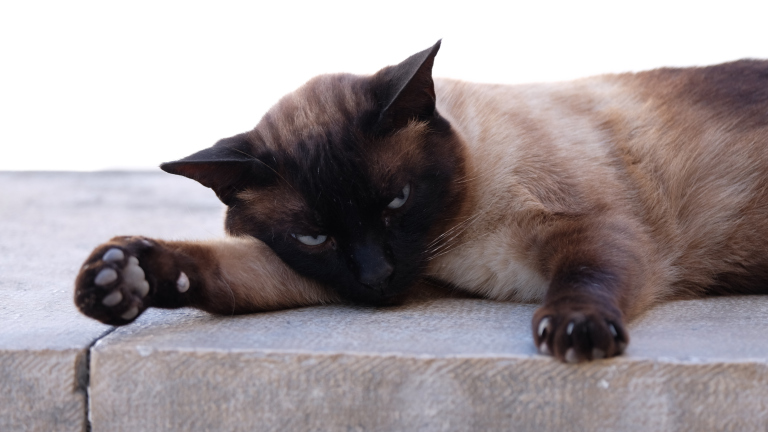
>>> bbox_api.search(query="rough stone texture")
[4,172,768,431]
[0,172,224,431]
[90,297,768,432]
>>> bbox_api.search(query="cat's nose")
[351,242,394,288]
[359,260,394,288]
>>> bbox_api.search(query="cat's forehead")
[252,72,429,183]
[237,72,434,225]
[256,73,373,152]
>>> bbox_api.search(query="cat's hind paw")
[532,305,628,363]
[75,238,161,325]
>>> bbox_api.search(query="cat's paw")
[74,237,189,325]
[532,304,628,363]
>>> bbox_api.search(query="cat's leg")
[74,235,336,325]
[531,216,654,363]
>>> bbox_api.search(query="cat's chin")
[337,284,412,307]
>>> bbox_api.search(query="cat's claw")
[75,239,156,325]
[538,342,551,355]
[538,317,551,338]
[592,348,606,359]
[565,348,578,364]
[532,307,628,363]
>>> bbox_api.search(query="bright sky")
[2,0,767,170]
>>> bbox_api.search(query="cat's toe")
[532,308,628,363]
[102,247,124,263]
[94,267,118,286]
[75,244,153,325]
[101,290,123,306]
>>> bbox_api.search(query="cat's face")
[162,41,466,304]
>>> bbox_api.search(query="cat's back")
[430,61,768,300]
[436,59,768,155]
[629,59,768,130]
[434,60,768,219]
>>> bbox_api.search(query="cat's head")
[161,41,467,304]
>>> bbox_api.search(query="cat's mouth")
[344,281,410,306]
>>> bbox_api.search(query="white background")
[2,0,767,171]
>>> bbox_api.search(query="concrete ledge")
[3,172,768,431]
[0,172,223,431]
[0,349,87,431]
[89,298,768,431]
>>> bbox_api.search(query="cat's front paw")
[532,303,628,363]
[74,237,189,325]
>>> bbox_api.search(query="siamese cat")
[75,41,768,363]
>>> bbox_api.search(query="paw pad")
[103,248,124,263]
[76,245,154,324]
[121,306,139,320]
[95,268,118,286]
[101,290,123,307]
[122,256,150,297]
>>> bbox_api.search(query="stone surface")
[4,172,768,431]
[0,172,224,431]
[90,296,768,432]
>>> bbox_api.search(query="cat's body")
[431,67,768,310]
[75,42,768,363]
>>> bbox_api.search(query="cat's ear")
[375,39,441,131]
[160,133,270,205]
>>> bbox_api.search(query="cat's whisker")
[427,191,503,248]
[425,194,502,252]
[452,174,480,185]
[423,198,501,260]
[425,228,468,256]
[426,211,483,248]
[424,233,491,262]
[424,217,484,259]
[425,225,475,257]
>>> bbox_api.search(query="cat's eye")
[291,233,328,246]
[387,184,411,209]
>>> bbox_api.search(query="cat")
[74,40,768,363]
